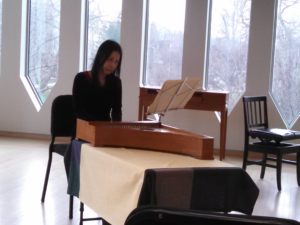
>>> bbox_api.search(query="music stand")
[147,78,201,121]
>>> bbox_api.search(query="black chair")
[41,95,76,219]
[125,206,300,225]
[242,96,300,191]
[79,202,104,225]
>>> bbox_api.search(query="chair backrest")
[125,207,300,225]
[243,96,269,133]
[51,95,76,137]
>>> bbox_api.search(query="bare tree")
[271,0,300,127]
[207,0,251,113]
[27,0,61,103]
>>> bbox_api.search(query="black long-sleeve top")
[72,71,122,121]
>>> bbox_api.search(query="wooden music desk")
[139,87,228,160]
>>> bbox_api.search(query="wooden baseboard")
[0,130,50,140]
[223,149,243,157]
[217,149,296,161]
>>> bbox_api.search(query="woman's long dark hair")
[91,39,123,83]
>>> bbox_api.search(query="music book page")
[147,80,182,115]
[147,78,201,115]
[168,78,201,110]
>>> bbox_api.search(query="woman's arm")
[72,73,92,120]
[111,77,122,121]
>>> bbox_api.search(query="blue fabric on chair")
[66,139,84,197]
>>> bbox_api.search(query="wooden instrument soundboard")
[76,119,214,160]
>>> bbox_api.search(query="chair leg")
[260,153,267,179]
[297,152,300,186]
[79,202,102,224]
[80,202,84,225]
[69,195,73,219]
[276,154,282,191]
[41,151,53,202]
[242,148,248,170]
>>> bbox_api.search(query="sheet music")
[268,128,299,136]
[168,78,201,110]
[147,80,182,115]
[147,78,201,115]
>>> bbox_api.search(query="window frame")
[82,0,122,71]
[82,0,89,70]
[25,0,43,106]
[141,0,186,88]
[141,0,150,86]
[22,0,62,108]
[269,0,300,128]
[205,0,252,114]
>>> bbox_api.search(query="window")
[142,0,186,87]
[84,0,122,70]
[0,0,3,69]
[23,0,61,107]
[206,0,251,114]
[271,0,300,129]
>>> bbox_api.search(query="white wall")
[0,0,297,151]
[121,0,144,122]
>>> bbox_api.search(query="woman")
[72,39,123,121]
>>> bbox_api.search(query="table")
[138,87,228,160]
[67,140,232,225]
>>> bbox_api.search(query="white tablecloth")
[79,144,231,225]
